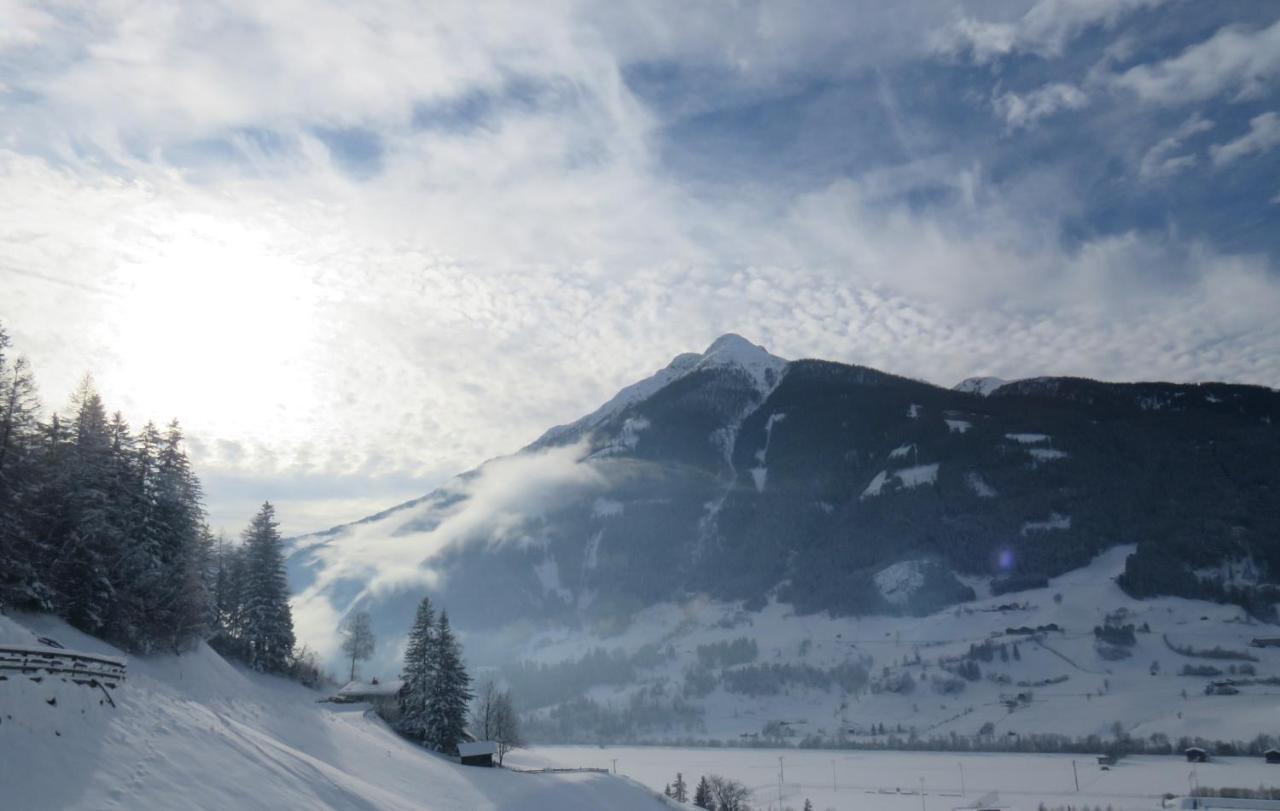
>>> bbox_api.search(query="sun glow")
[103,211,324,461]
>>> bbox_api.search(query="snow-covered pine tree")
[424,609,472,753]
[240,502,296,672]
[398,596,437,741]
[693,775,712,809]
[0,335,46,610]
[147,420,210,651]
[52,378,118,634]
[672,772,688,803]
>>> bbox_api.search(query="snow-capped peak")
[954,376,1007,396]
[534,334,787,446]
[693,333,788,396]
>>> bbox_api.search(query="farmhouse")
[1185,747,1210,763]
[332,678,405,720]
[1265,748,1280,764]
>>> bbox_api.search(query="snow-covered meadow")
[533,745,1280,811]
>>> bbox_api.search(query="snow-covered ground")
[534,745,1280,811]
[0,613,672,811]
[515,546,1280,745]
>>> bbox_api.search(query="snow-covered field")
[0,613,671,811]
[534,745,1280,811]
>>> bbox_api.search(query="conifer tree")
[693,776,713,809]
[240,502,295,672]
[672,772,688,803]
[0,338,45,609]
[424,610,472,753]
[399,595,437,741]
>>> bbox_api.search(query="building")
[1186,747,1210,763]
[1265,749,1280,764]
[1250,638,1280,649]
[332,678,405,722]
[458,741,497,767]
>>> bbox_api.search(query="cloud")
[935,0,1166,63]
[1139,113,1215,179]
[1211,111,1280,166]
[1115,19,1280,104]
[1,1,1278,541]
[994,82,1088,129]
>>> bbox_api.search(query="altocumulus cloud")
[0,0,1278,534]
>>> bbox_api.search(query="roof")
[458,741,497,757]
[337,679,404,698]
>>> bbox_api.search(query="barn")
[1185,747,1210,763]
[458,741,497,767]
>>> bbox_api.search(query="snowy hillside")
[0,612,673,811]
[499,547,1280,746]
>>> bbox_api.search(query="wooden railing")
[0,645,127,704]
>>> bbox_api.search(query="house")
[332,678,405,721]
[1096,754,1117,767]
[458,741,497,767]
[1185,747,1210,763]
[1250,638,1280,649]
[1265,748,1280,764]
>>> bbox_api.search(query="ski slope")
[0,613,672,811]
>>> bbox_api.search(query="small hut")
[1185,747,1209,763]
[332,679,405,721]
[458,741,497,767]
[1265,748,1280,764]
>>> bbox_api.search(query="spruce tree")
[693,776,713,809]
[399,596,437,742]
[672,772,687,803]
[425,610,472,753]
[240,502,295,672]
[0,341,45,609]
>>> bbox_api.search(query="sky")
[1,0,1278,537]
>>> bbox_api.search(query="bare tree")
[707,775,752,811]
[472,680,501,741]
[493,688,523,766]
[339,611,376,682]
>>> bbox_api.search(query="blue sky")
[1,0,1278,534]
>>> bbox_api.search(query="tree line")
[0,322,306,678]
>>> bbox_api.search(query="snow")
[895,462,939,488]
[1005,433,1049,444]
[592,498,623,518]
[1021,513,1071,535]
[954,377,1008,396]
[750,467,768,492]
[889,444,914,459]
[965,472,997,498]
[945,419,971,434]
[693,334,788,397]
[751,413,787,492]
[514,544,1280,754]
[874,561,927,607]
[0,612,672,811]
[533,557,573,602]
[862,470,891,498]
[533,745,1280,811]
[1029,447,1068,462]
[862,464,939,498]
[338,679,404,697]
[907,404,922,419]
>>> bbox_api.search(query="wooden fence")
[0,645,126,704]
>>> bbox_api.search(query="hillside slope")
[0,612,672,811]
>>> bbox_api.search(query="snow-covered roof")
[337,679,404,697]
[458,741,497,757]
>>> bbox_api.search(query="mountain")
[285,335,1280,682]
